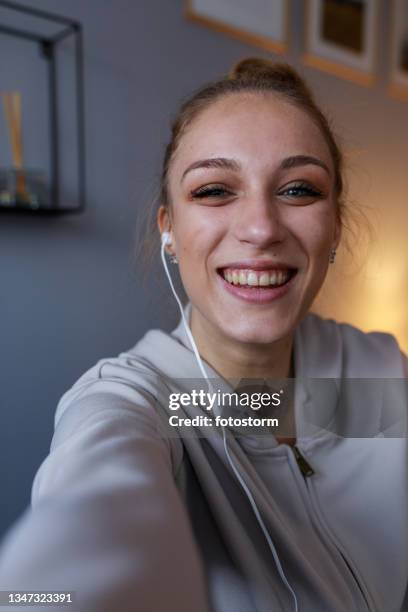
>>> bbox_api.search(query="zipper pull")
[292,445,315,478]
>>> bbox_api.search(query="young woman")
[0,58,407,612]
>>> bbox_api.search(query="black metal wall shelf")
[0,0,86,215]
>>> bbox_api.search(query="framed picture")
[184,0,289,55]
[389,0,408,101]
[302,0,379,86]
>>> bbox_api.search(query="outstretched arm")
[0,385,210,612]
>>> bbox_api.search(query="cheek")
[292,207,336,260]
[176,209,227,263]
[176,215,224,302]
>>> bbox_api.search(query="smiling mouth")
[218,267,298,288]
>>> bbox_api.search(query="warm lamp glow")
[313,212,408,356]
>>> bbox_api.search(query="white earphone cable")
[160,233,298,612]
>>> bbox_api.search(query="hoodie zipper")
[290,444,374,611]
[292,445,315,477]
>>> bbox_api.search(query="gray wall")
[1,0,407,539]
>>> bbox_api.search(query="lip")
[217,268,297,304]
[217,259,297,272]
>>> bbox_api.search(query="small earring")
[329,248,336,264]
[170,253,178,265]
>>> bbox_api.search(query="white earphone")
[161,231,172,246]
[160,230,298,611]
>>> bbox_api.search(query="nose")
[233,190,286,249]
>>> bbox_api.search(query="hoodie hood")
[125,301,407,450]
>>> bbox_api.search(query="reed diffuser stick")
[2,91,26,197]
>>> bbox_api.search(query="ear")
[157,205,176,252]
[157,204,169,235]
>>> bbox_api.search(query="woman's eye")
[279,183,323,199]
[190,182,322,202]
[191,185,232,199]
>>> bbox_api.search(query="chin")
[215,310,295,346]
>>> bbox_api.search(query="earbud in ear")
[161,231,172,246]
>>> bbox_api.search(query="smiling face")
[158,92,341,347]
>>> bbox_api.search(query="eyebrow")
[280,155,331,176]
[181,157,240,181]
[181,154,331,182]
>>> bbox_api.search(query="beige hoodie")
[0,302,407,611]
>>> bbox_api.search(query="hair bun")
[228,56,303,88]
[228,57,278,80]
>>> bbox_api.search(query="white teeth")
[222,268,292,287]
[259,272,270,286]
[247,272,258,286]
